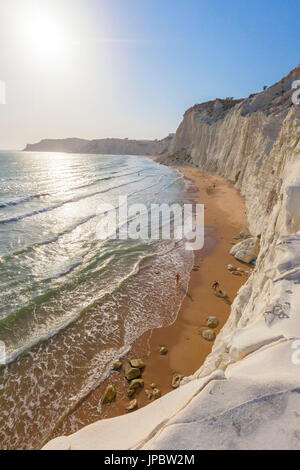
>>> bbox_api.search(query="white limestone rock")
[144,341,300,450]
[230,237,260,264]
[42,371,224,450]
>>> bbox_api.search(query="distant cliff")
[24,135,174,156]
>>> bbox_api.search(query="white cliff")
[44,66,300,450]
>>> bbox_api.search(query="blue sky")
[0,0,299,148]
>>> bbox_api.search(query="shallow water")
[0,151,194,449]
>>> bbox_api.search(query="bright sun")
[22,7,68,62]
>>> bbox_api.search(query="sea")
[0,151,195,449]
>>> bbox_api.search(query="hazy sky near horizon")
[0,0,300,149]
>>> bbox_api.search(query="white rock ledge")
[43,371,225,450]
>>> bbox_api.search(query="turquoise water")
[0,151,194,449]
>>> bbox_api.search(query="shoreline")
[142,165,249,383]
[47,165,248,446]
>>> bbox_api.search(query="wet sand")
[48,166,248,445]
[141,166,249,387]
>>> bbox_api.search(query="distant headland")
[24,135,174,155]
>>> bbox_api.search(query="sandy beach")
[48,165,248,445]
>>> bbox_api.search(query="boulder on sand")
[202,329,216,342]
[160,346,168,355]
[102,385,117,404]
[129,379,144,391]
[215,290,227,299]
[112,361,122,371]
[127,388,136,398]
[227,264,236,271]
[172,374,183,389]
[129,359,145,369]
[230,237,260,263]
[124,363,141,381]
[206,316,219,329]
[126,399,138,413]
[153,388,162,400]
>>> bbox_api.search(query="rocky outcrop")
[229,237,260,263]
[24,135,174,156]
[43,66,300,450]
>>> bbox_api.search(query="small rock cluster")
[200,316,219,342]
[124,360,146,410]
[102,353,167,413]
[227,264,249,276]
[102,358,146,412]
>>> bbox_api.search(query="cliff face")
[44,67,300,450]
[24,135,173,156]
[150,66,300,448]
[161,66,300,235]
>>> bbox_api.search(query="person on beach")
[212,280,219,291]
[176,273,181,285]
